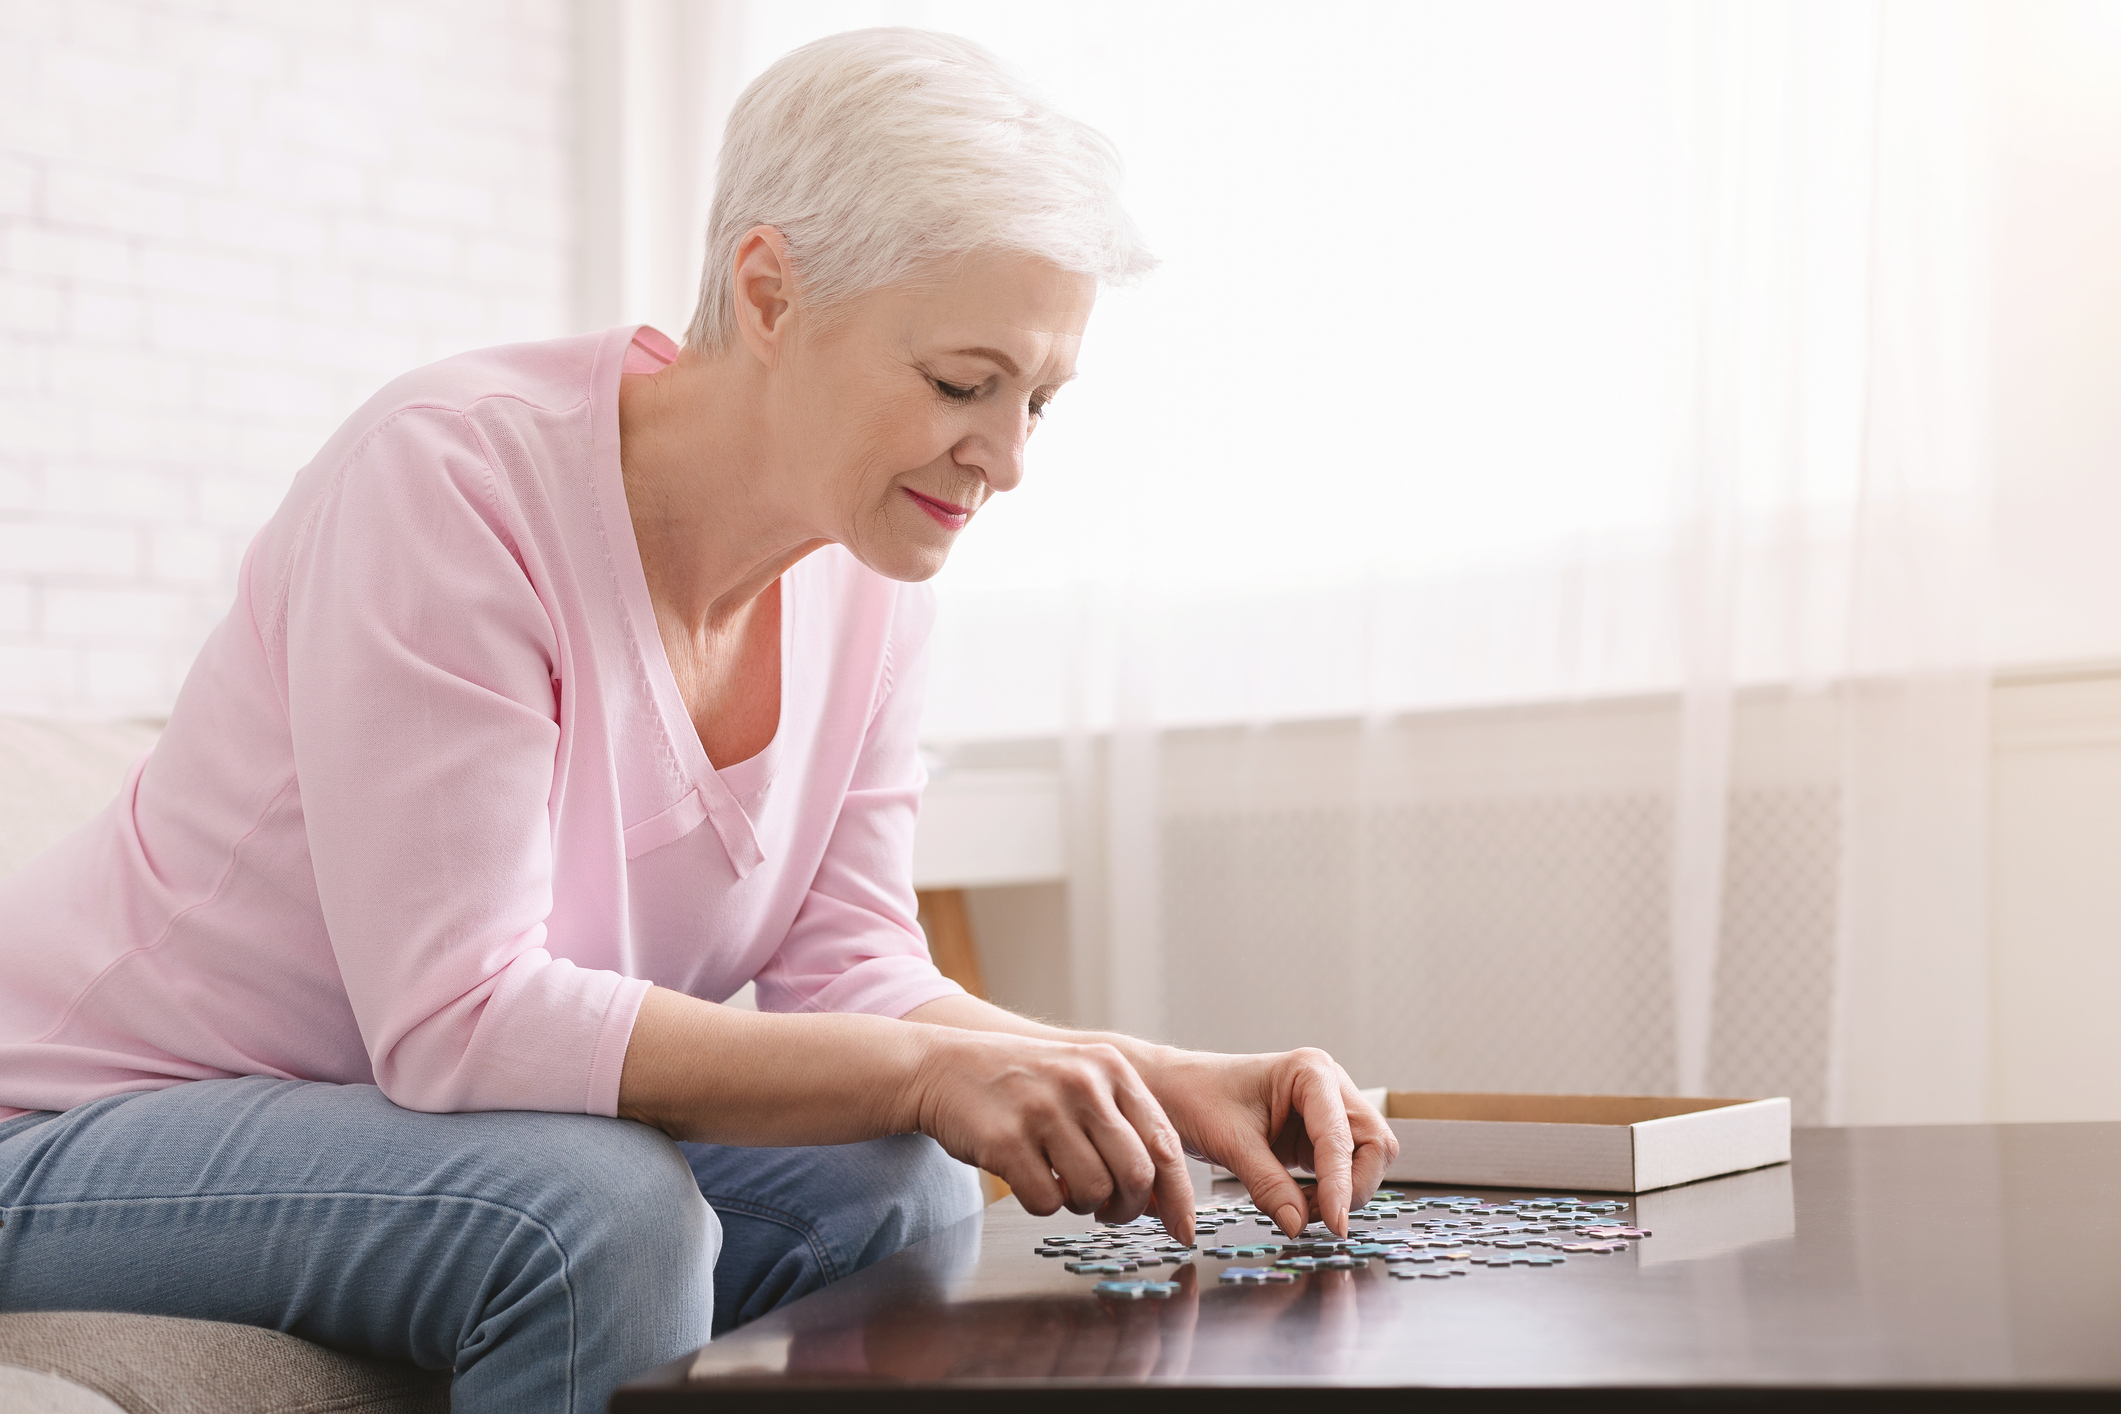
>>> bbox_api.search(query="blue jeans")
[0,1078,981,1413]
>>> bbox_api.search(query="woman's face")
[777,250,1098,583]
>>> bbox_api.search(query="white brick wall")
[0,0,576,717]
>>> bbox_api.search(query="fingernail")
[1277,1203,1301,1234]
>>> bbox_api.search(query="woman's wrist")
[901,1015,979,1140]
[622,989,955,1146]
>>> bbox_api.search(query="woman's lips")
[903,487,970,530]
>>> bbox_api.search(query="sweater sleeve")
[279,407,649,1115]
[753,582,967,1018]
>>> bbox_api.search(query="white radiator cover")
[1131,695,1847,1121]
[955,670,2121,1126]
[1161,788,1837,1122]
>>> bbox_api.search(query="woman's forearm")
[617,986,1196,1237]
[616,985,937,1144]
[615,987,1386,1240]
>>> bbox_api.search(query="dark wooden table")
[615,1123,2121,1410]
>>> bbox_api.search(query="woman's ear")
[731,225,796,368]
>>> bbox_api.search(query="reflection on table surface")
[643,1124,2121,1391]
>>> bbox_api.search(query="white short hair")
[684,28,1154,352]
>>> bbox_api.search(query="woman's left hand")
[1137,1046,1397,1238]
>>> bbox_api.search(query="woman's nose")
[959,408,1030,493]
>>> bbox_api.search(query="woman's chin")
[849,536,953,584]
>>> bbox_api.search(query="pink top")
[0,324,963,1122]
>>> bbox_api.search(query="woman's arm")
[616,985,1199,1241]
[616,983,1394,1243]
[285,411,650,1117]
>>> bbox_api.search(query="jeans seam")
[0,1188,581,1412]
[698,1193,841,1285]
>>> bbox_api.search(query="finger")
[1107,1075,1195,1244]
[992,1142,1069,1218]
[1355,1073,1402,1166]
[1349,1134,1387,1205]
[1041,1123,1123,1216]
[1063,1046,1183,1236]
[1066,1085,1159,1227]
[1221,1126,1313,1238]
[1341,1081,1394,1206]
[1287,1054,1356,1235]
[1347,1134,1386,1208]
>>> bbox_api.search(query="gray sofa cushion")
[0,1313,448,1414]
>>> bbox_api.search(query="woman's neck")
[617,343,828,638]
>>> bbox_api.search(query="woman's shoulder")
[362,331,611,422]
[238,334,629,645]
[267,332,625,546]
[253,332,607,530]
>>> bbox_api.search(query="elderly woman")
[0,28,1393,1413]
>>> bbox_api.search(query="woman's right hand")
[907,1026,1197,1244]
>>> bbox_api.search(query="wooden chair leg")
[916,887,987,1000]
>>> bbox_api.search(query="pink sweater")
[0,324,963,1121]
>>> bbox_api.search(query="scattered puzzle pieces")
[1283,1241,1346,1256]
[1237,1266,1295,1284]
[1051,1186,1640,1294]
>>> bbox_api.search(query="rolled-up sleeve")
[754,584,967,1018]
[281,408,649,1115]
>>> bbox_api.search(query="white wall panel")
[1989,672,2121,1121]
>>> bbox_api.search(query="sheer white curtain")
[1665,1,1993,1123]
[592,0,2002,1122]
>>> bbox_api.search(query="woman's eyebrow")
[947,346,1023,376]
[943,346,1078,385]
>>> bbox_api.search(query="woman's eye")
[1028,397,1050,419]
[934,379,980,402]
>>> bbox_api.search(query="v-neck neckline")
[591,324,790,876]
